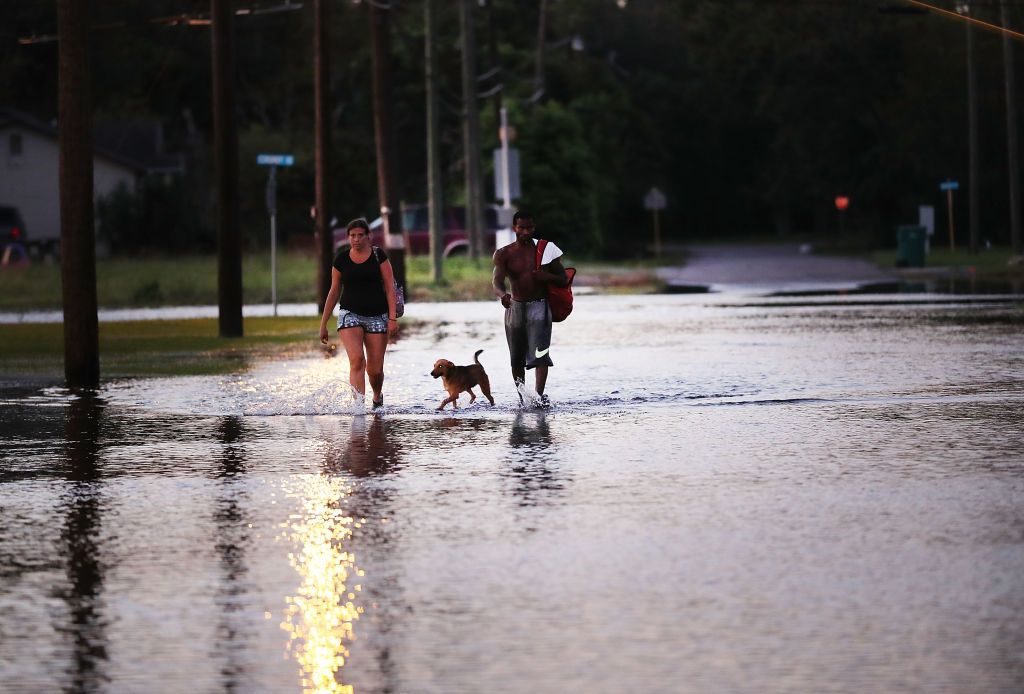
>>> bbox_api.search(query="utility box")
[896,225,926,268]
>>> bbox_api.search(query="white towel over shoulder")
[536,239,563,265]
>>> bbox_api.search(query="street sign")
[644,187,667,210]
[939,180,959,191]
[493,147,521,201]
[257,153,294,167]
[256,153,293,317]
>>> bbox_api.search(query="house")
[0,107,184,249]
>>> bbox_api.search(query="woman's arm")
[319,268,342,343]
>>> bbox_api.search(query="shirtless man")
[492,211,569,403]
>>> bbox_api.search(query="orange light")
[834,196,850,211]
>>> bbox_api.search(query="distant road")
[657,243,896,293]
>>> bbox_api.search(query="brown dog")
[430,349,495,410]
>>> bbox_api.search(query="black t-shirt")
[333,247,389,316]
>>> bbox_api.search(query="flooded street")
[2,292,1023,693]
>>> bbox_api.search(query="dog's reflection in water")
[324,415,403,477]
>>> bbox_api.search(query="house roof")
[0,107,184,175]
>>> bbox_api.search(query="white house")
[0,108,184,247]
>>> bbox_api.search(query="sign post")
[493,107,520,248]
[940,180,959,251]
[257,154,294,316]
[643,187,667,257]
[834,195,849,236]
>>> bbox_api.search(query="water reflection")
[503,411,568,506]
[316,415,404,694]
[324,415,403,478]
[282,418,384,693]
[59,392,109,692]
[213,416,251,692]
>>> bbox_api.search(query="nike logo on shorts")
[535,347,550,358]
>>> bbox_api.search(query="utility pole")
[425,0,443,283]
[460,0,484,261]
[962,1,981,254]
[58,0,99,388]
[212,0,243,337]
[1002,0,1022,254]
[369,1,407,293]
[314,0,333,312]
[532,0,548,101]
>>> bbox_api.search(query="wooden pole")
[653,208,661,258]
[947,188,956,251]
[58,0,99,388]
[314,0,333,313]
[369,1,406,292]
[1001,0,1022,255]
[966,3,980,254]
[460,0,484,261]
[425,0,444,283]
[212,0,243,337]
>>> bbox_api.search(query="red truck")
[333,204,505,257]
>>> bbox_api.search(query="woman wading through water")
[319,218,399,408]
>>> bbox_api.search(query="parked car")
[333,204,504,257]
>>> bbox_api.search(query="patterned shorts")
[337,309,388,334]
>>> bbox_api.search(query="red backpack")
[535,239,576,322]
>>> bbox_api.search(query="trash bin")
[895,225,926,268]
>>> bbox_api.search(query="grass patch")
[0,253,328,311]
[0,316,322,378]
[0,249,668,314]
[870,246,1024,275]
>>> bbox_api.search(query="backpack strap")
[535,238,548,269]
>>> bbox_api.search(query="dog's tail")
[474,349,484,365]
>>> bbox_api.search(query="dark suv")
[334,204,502,257]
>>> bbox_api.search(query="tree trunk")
[58,0,99,388]
[212,0,243,337]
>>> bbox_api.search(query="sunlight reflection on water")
[2,294,1023,693]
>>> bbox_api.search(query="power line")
[901,0,1024,41]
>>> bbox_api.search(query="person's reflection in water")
[318,414,404,692]
[325,414,403,478]
[504,411,568,507]
[60,391,109,692]
[213,416,251,692]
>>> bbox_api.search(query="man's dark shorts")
[505,298,553,369]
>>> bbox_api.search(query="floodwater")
[2,293,1023,693]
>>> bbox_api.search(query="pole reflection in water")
[213,416,251,692]
[59,391,109,692]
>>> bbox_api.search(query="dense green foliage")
[3,1,1021,257]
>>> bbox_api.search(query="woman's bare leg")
[339,328,367,396]
[364,332,388,403]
